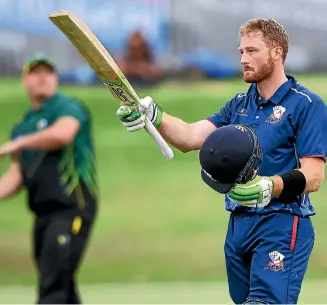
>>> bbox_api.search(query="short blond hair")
[239,18,289,62]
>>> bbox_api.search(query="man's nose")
[240,53,248,66]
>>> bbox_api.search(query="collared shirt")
[207,75,327,217]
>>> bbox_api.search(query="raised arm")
[116,96,233,152]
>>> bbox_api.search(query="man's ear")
[271,47,283,61]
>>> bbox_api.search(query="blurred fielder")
[117,19,327,304]
[0,53,98,304]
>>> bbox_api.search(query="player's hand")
[0,141,21,158]
[227,176,274,208]
[116,96,163,132]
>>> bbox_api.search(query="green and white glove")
[116,96,163,132]
[227,176,274,208]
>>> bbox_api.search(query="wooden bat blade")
[49,10,139,108]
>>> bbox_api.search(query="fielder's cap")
[22,53,56,76]
[199,124,263,194]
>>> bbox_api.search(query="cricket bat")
[48,10,174,160]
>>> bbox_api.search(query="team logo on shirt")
[237,108,248,116]
[266,106,286,123]
[36,118,48,130]
[57,234,71,245]
[265,251,285,272]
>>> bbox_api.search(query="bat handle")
[144,117,174,160]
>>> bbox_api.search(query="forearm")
[157,114,195,152]
[16,128,71,151]
[158,115,216,152]
[0,181,21,199]
[0,172,22,199]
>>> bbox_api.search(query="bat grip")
[144,117,174,160]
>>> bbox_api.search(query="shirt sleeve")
[55,101,88,125]
[206,98,234,127]
[296,99,327,160]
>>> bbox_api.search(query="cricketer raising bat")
[48,10,174,160]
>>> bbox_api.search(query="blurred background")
[0,0,327,303]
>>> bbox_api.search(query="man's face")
[239,31,275,83]
[23,64,58,100]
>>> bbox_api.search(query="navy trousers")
[224,212,315,304]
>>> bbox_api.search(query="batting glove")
[116,96,163,132]
[227,176,274,208]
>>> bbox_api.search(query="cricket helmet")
[199,124,263,194]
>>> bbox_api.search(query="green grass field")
[0,75,327,303]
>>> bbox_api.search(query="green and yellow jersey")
[11,92,98,219]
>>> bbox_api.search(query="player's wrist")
[272,175,284,197]
[276,170,306,201]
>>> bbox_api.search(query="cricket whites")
[48,10,174,160]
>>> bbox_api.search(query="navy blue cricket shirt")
[207,75,327,217]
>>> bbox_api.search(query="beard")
[243,56,275,83]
